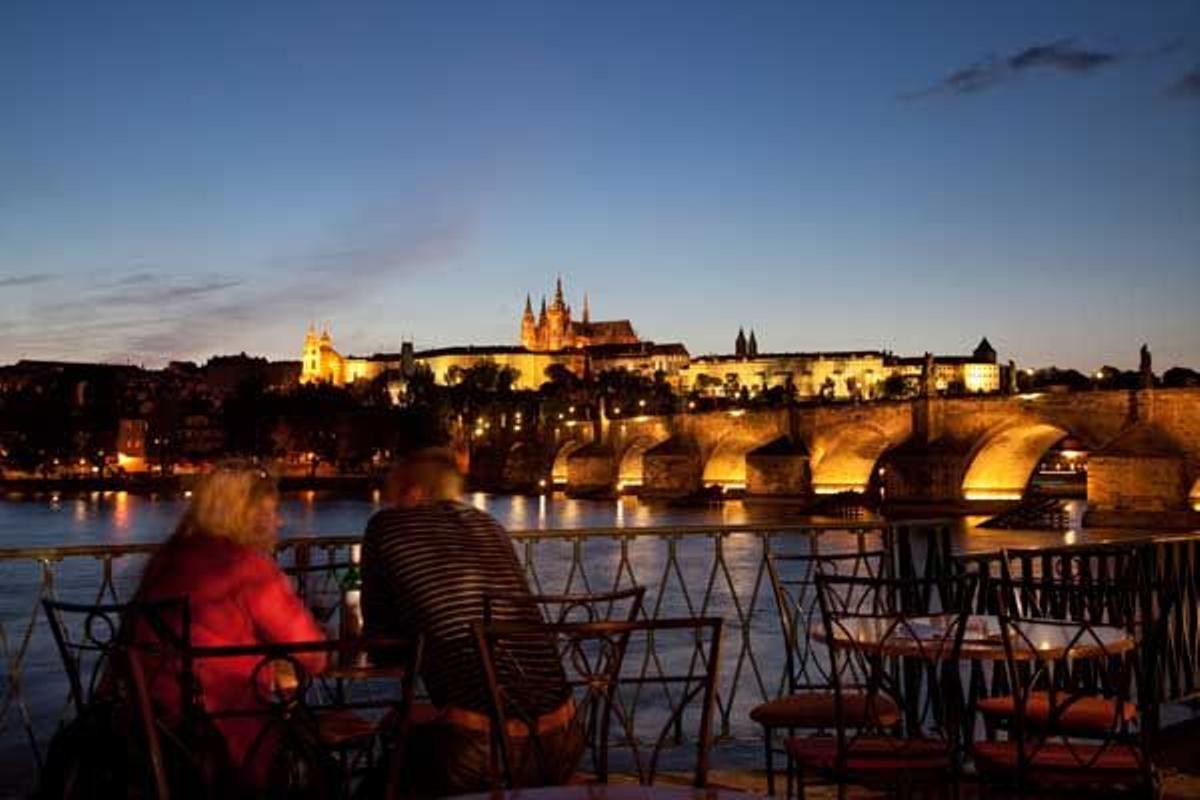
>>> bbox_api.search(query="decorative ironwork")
[4,520,1196,791]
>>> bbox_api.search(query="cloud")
[0,274,53,288]
[114,206,476,362]
[1165,66,1200,99]
[2,193,478,366]
[1007,40,1117,72]
[905,38,1124,100]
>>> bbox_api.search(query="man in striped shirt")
[362,447,582,796]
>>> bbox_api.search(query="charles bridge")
[485,386,1200,518]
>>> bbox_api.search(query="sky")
[2,1,1198,372]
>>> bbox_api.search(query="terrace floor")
[655,768,1200,798]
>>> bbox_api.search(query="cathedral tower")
[546,276,571,350]
[521,294,537,349]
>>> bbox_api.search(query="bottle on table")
[340,544,363,641]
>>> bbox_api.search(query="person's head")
[175,465,280,551]
[385,447,463,508]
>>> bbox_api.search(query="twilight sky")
[2,1,1198,371]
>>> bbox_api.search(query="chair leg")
[763,726,775,797]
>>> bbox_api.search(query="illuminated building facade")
[681,350,889,399]
[680,333,1002,399]
[521,278,639,352]
[886,338,1001,394]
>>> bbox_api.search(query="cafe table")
[813,614,1136,661]
[447,787,759,799]
[811,613,1136,743]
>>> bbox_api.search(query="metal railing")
[7,520,1198,791]
[0,519,955,790]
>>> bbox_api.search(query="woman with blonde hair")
[132,465,326,789]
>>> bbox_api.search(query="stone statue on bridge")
[921,352,935,397]
[1140,344,1153,389]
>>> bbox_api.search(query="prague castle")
[299,278,1000,398]
[521,277,639,352]
[301,278,684,390]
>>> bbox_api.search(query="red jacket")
[134,534,326,782]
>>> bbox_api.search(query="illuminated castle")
[300,324,400,385]
[521,277,639,352]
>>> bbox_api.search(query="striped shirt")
[362,501,569,717]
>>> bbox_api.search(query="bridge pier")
[565,443,617,498]
[641,437,703,499]
[880,442,967,504]
[499,443,546,493]
[1086,423,1191,519]
[745,437,811,499]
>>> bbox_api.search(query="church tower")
[546,276,570,350]
[748,330,759,357]
[735,327,747,357]
[537,296,548,350]
[521,294,537,349]
[301,323,321,384]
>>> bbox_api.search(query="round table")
[814,614,1135,661]
[446,787,758,799]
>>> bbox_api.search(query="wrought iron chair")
[472,616,724,790]
[170,635,424,800]
[754,548,893,797]
[972,581,1161,796]
[41,597,198,800]
[976,546,1155,738]
[786,572,978,799]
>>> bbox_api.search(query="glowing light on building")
[812,483,868,495]
[963,489,1024,501]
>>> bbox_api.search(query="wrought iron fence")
[0,519,959,791]
[5,520,1198,793]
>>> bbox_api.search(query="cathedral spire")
[554,275,565,308]
[748,329,758,357]
[539,295,547,323]
[523,293,534,317]
[735,327,747,357]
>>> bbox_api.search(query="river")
[0,489,1121,552]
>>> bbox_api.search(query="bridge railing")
[0,519,958,791]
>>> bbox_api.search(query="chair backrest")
[41,597,190,800]
[42,597,190,714]
[484,587,647,626]
[175,638,424,786]
[766,549,888,693]
[473,616,723,789]
[814,572,979,758]
[997,545,1143,625]
[992,579,1153,782]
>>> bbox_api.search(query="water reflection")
[0,490,1170,553]
[112,491,130,537]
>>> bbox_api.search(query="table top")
[446,787,757,800]
[813,614,1135,661]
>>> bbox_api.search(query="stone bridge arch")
[701,431,780,489]
[811,422,901,494]
[959,420,1073,501]
[550,438,588,486]
[617,434,669,490]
